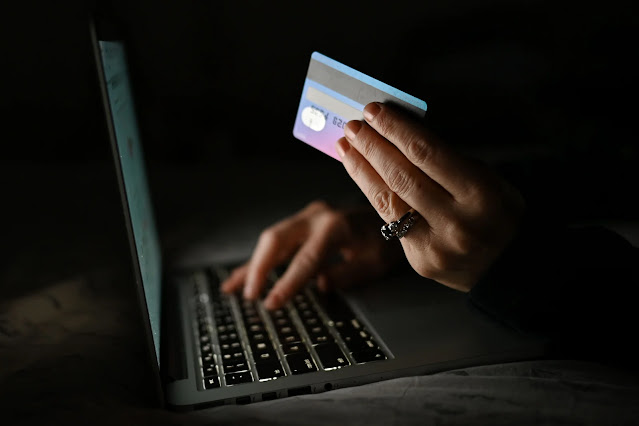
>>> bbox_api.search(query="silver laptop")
[89,14,547,410]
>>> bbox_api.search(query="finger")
[263,212,347,310]
[244,216,307,300]
[336,134,410,225]
[343,120,451,222]
[220,263,249,294]
[362,102,479,199]
[336,136,433,253]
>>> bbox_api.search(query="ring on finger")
[381,208,418,240]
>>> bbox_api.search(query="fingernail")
[363,102,381,122]
[335,137,350,158]
[263,292,281,310]
[344,120,361,141]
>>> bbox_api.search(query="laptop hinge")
[161,272,188,382]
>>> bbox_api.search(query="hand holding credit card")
[292,52,428,161]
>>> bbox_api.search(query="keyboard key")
[350,319,363,330]
[221,343,243,356]
[314,343,350,369]
[204,376,220,389]
[351,348,387,364]
[279,332,303,344]
[282,342,307,355]
[240,300,257,315]
[306,325,333,344]
[249,332,268,344]
[269,309,287,319]
[248,323,265,333]
[255,360,285,380]
[222,352,246,363]
[273,317,292,327]
[223,361,250,373]
[202,364,217,377]
[303,317,321,327]
[307,325,327,335]
[241,299,256,310]
[344,337,377,353]
[298,309,315,318]
[286,352,318,375]
[244,315,262,325]
[218,332,239,342]
[340,328,371,345]
[277,325,295,336]
[225,371,253,385]
[217,324,236,333]
[310,334,332,345]
[202,352,215,365]
[215,315,235,326]
[220,341,242,353]
[251,341,271,353]
[254,350,278,362]
[296,301,311,311]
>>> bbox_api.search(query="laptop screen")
[99,40,163,364]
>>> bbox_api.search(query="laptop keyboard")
[192,266,388,390]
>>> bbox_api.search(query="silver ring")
[381,209,418,240]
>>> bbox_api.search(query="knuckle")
[373,109,391,133]
[371,189,394,217]
[385,165,416,198]
[306,199,330,212]
[321,210,346,230]
[406,135,435,164]
[465,183,491,213]
[258,228,281,248]
[446,220,475,254]
[359,136,377,160]
[374,108,399,137]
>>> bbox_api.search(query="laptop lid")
[90,14,164,404]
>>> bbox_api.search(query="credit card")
[292,51,428,161]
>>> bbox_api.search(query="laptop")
[89,13,547,410]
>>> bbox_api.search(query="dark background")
[1,0,637,296]
[2,0,637,162]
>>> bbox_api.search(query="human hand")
[220,201,404,310]
[335,102,525,292]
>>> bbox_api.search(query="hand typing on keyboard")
[221,202,405,310]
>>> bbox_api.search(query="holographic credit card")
[292,51,428,161]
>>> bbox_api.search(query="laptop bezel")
[89,13,165,407]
